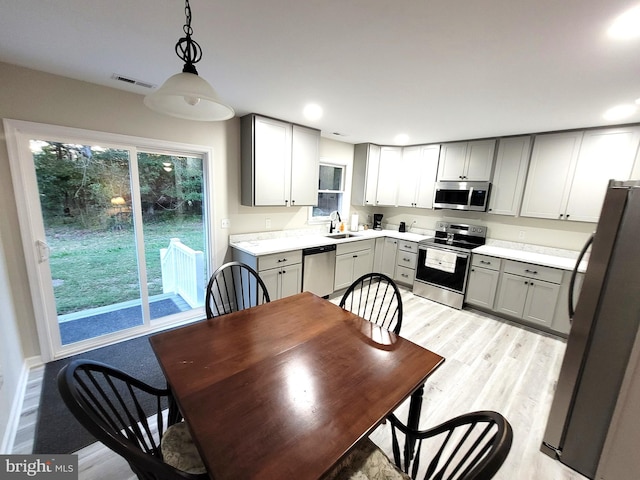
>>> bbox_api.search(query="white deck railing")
[160,238,205,308]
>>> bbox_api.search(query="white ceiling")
[1,0,639,145]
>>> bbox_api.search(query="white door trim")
[3,119,216,361]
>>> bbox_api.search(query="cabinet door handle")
[285,200,288,205]
[291,200,295,205]
[524,281,528,285]
[282,270,286,274]
[353,255,358,258]
[566,214,570,219]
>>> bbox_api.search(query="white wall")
[0,231,25,452]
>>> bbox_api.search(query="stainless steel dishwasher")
[302,244,336,298]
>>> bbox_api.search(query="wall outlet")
[221,218,230,229]
[265,218,272,230]
[518,230,526,240]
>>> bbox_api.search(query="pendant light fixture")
[144,0,234,121]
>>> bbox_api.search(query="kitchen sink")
[325,232,362,239]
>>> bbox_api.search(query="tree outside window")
[311,163,344,221]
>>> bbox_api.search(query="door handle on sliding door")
[36,240,50,263]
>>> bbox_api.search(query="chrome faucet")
[329,211,342,233]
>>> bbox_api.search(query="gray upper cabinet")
[521,127,640,222]
[397,144,441,208]
[375,146,402,206]
[487,136,532,216]
[352,143,381,206]
[241,114,320,207]
[437,139,496,181]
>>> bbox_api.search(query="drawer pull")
[401,273,409,278]
[480,260,491,265]
[524,269,538,274]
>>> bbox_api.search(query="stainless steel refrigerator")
[541,180,640,479]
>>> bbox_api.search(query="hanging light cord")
[175,0,202,75]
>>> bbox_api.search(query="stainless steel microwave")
[433,181,491,212]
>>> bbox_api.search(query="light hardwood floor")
[13,286,587,480]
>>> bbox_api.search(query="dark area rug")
[32,334,168,454]
[59,298,181,344]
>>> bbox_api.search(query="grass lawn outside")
[47,217,205,315]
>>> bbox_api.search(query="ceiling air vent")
[111,73,156,89]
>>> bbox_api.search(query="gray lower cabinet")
[495,259,562,329]
[466,254,501,309]
[394,241,418,286]
[466,254,575,335]
[334,239,375,291]
[379,237,398,278]
[232,248,302,301]
[496,272,560,327]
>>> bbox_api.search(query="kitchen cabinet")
[394,240,418,285]
[465,254,501,309]
[437,139,496,181]
[352,143,381,206]
[260,263,302,300]
[375,146,402,206]
[378,237,398,278]
[521,127,640,222]
[397,145,441,208]
[334,239,375,291]
[241,114,320,207]
[495,259,563,328]
[552,270,583,335]
[487,136,532,216]
[564,127,640,222]
[232,248,302,300]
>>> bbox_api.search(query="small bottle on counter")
[339,222,345,232]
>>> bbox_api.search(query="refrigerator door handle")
[568,233,594,321]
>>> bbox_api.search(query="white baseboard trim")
[0,355,42,454]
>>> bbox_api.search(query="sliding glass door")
[5,120,211,360]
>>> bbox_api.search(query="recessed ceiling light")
[603,104,638,121]
[394,134,409,144]
[608,5,640,40]
[303,103,323,121]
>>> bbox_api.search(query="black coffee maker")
[373,213,383,230]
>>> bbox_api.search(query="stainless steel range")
[413,221,487,309]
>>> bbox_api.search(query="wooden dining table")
[149,291,444,480]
